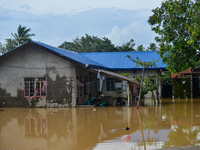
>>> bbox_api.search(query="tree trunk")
[137,62,145,109]
[156,88,160,105]
[151,90,156,104]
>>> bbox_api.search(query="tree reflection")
[164,126,199,148]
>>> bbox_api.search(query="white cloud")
[0,4,158,48]
[106,21,156,47]
[0,0,162,15]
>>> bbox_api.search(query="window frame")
[106,78,115,91]
[24,77,47,97]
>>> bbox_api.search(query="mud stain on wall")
[0,74,75,108]
[0,89,30,107]
[46,74,74,107]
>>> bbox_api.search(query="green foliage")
[59,35,138,52]
[11,25,35,46]
[134,76,148,98]
[5,39,18,51]
[136,45,145,51]
[59,34,117,52]
[0,25,35,54]
[59,34,158,52]
[127,55,158,102]
[148,0,200,73]
[0,39,18,55]
[116,39,136,52]
[126,55,158,68]
[134,75,158,97]
[161,71,172,85]
[147,43,158,51]
[118,72,131,77]
[143,75,158,92]
[0,42,6,55]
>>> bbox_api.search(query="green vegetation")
[11,25,35,46]
[0,25,35,54]
[59,34,157,52]
[127,55,158,108]
[148,0,200,73]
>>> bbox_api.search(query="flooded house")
[79,51,166,99]
[0,41,139,108]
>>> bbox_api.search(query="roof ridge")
[79,50,158,54]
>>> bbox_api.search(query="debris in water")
[125,127,130,130]
[122,135,130,142]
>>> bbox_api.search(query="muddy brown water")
[0,99,200,150]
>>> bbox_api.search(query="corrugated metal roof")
[0,41,166,71]
[33,41,109,69]
[79,51,166,70]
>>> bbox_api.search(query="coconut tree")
[11,25,35,46]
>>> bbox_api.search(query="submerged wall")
[0,44,77,107]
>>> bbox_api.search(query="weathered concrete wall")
[0,44,76,107]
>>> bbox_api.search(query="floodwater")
[0,99,200,150]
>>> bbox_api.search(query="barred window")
[24,78,46,97]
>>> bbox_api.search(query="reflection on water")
[25,117,48,137]
[0,99,200,150]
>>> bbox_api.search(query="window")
[24,78,46,97]
[107,78,115,91]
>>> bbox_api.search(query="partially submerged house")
[0,41,141,107]
[80,51,166,99]
[0,41,167,107]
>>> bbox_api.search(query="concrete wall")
[0,44,77,107]
[101,70,162,100]
[127,69,162,99]
[102,80,128,98]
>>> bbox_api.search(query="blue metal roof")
[34,41,166,70]
[1,41,166,70]
[79,51,166,70]
[32,41,108,69]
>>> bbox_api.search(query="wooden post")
[191,71,193,102]
[159,70,162,99]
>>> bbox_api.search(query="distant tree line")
[1,25,157,55]
[58,34,158,52]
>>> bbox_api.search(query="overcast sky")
[0,0,162,48]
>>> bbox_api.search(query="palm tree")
[11,25,35,46]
